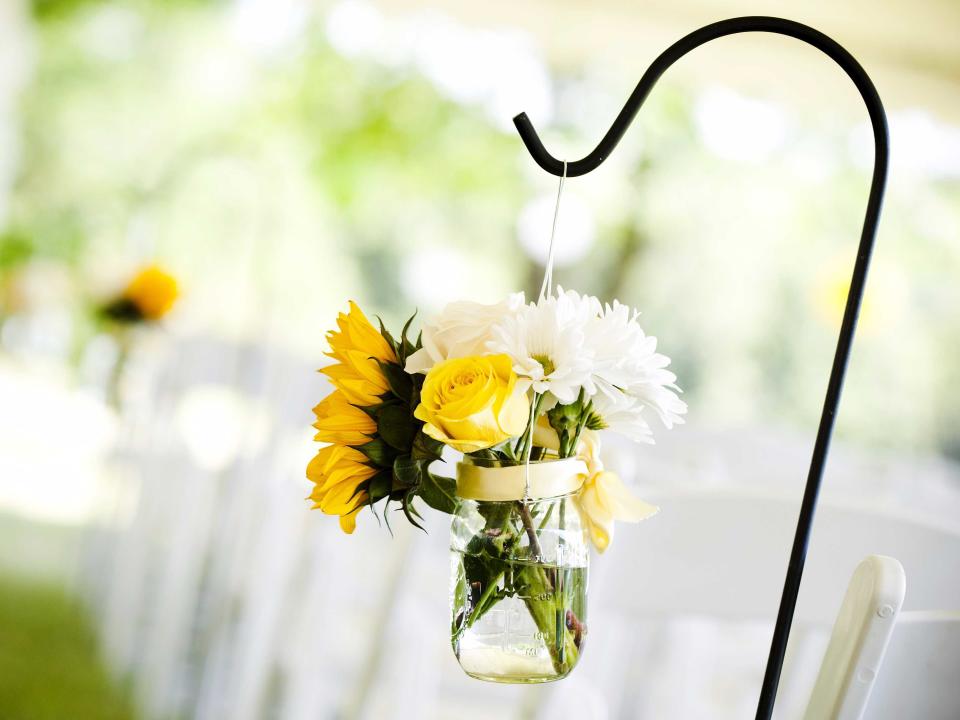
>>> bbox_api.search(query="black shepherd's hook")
[513,16,889,720]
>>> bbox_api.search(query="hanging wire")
[524,160,567,504]
[537,160,568,303]
[522,391,541,503]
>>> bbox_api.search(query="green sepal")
[384,502,395,535]
[376,316,399,357]
[367,470,392,504]
[357,438,397,468]
[392,455,423,491]
[378,403,417,451]
[409,373,423,413]
[397,310,419,365]
[377,360,414,403]
[411,429,444,462]
[347,480,369,505]
[402,488,426,532]
[357,402,382,419]
[547,394,584,432]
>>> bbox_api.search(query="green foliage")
[546,390,590,458]
[352,314,455,531]
[31,0,216,22]
[0,230,34,271]
[415,469,458,516]
[357,437,396,469]
[30,0,103,21]
[0,575,136,720]
[377,403,416,451]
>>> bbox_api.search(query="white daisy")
[487,290,594,404]
[586,391,654,444]
[405,293,525,374]
[578,293,687,430]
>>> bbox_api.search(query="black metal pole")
[511,16,888,719]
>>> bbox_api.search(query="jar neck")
[455,458,587,502]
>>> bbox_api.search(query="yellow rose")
[414,354,530,453]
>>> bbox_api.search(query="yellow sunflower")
[312,390,377,446]
[307,444,378,533]
[124,264,179,320]
[320,301,397,405]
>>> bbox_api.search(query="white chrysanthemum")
[626,366,687,429]
[488,291,594,404]
[405,293,525,374]
[586,392,653,444]
[574,290,687,430]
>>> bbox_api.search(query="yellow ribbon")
[456,458,587,501]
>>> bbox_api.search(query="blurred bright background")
[1,0,959,718]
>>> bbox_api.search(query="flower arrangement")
[308,289,685,681]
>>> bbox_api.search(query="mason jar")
[450,457,589,683]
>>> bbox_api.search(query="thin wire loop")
[522,391,541,504]
[538,160,567,302]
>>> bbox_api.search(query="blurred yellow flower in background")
[312,390,377,446]
[123,264,179,320]
[307,444,377,533]
[414,354,529,453]
[321,301,397,405]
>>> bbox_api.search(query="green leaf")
[378,403,417,451]
[377,360,414,403]
[417,471,458,515]
[357,438,397,468]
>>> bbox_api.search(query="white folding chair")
[866,610,960,720]
[530,490,960,720]
[806,555,960,720]
[803,556,905,719]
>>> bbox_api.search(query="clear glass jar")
[450,459,589,683]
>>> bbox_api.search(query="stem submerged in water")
[518,501,545,561]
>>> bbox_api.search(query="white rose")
[405,293,525,374]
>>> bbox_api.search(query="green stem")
[536,503,555,532]
[520,565,580,675]
[515,392,545,460]
[518,502,545,561]
[466,568,506,630]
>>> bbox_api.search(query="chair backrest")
[860,610,960,720]
[595,490,960,625]
[803,556,905,720]
[805,556,960,720]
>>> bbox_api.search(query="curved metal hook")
[514,16,889,720]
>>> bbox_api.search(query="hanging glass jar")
[450,457,589,683]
